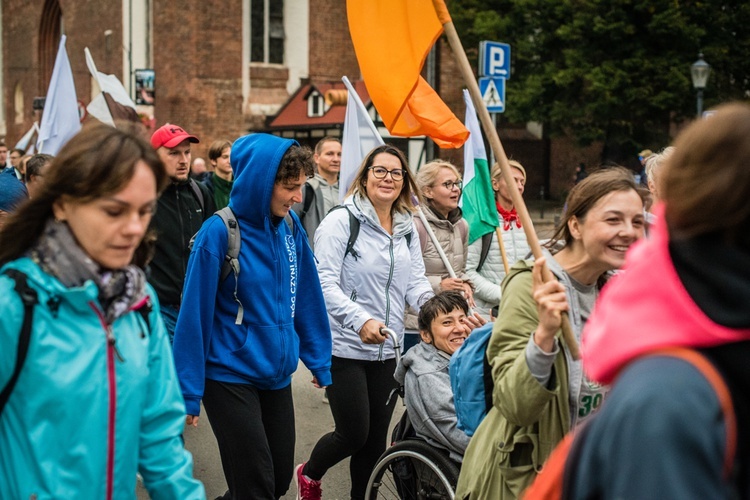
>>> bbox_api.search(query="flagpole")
[439,11,580,359]
[416,207,457,279]
[495,227,510,275]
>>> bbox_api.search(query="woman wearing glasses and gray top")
[402,160,474,351]
[295,145,434,500]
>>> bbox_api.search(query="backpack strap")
[0,269,39,416]
[189,178,205,213]
[647,347,737,479]
[216,207,243,325]
[329,205,361,260]
[135,296,152,335]
[476,231,493,272]
[298,182,316,221]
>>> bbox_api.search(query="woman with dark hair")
[456,167,647,499]
[556,103,750,498]
[0,123,204,499]
[295,144,434,500]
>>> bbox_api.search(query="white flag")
[15,121,40,154]
[85,47,138,127]
[37,35,81,154]
[339,76,384,202]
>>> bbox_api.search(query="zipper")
[273,222,286,380]
[377,237,396,361]
[89,302,117,500]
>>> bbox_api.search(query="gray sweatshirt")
[394,341,470,462]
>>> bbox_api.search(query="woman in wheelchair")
[394,291,478,463]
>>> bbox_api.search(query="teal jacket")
[0,258,205,500]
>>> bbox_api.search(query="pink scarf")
[582,204,750,384]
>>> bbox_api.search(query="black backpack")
[327,205,412,260]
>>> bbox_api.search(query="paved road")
[138,361,405,499]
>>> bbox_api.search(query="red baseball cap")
[150,123,200,149]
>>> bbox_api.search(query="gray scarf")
[28,220,147,325]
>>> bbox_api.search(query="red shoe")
[295,463,322,500]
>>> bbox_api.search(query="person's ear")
[419,330,432,344]
[52,198,69,222]
[568,216,582,240]
[423,186,434,201]
[491,176,501,192]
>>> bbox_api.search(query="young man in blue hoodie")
[173,134,332,499]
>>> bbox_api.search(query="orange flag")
[347,0,469,148]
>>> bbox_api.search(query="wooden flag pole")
[440,17,580,359]
[495,227,510,275]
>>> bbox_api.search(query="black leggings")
[203,379,295,500]
[304,356,399,500]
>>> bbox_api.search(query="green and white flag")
[460,89,498,244]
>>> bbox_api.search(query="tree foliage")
[449,0,750,158]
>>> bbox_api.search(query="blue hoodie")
[173,134,332,416]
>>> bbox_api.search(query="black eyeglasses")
[368,166,405,181]
[439,180,463,190]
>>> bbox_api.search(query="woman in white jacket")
[295,145,433,500]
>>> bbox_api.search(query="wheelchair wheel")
[365,439,459,499]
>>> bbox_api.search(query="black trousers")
[203,379,295,500]
[305,356,398,500]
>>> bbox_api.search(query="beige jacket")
[404,203,469,330]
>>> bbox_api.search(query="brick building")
[1,0,594,198]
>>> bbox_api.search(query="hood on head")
[228,133,297,224]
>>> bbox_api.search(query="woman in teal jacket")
[0,123,204,500]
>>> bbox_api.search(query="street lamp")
[691,53,711,118]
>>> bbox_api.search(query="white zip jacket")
[466,218,530,317]
[314,194,434,361]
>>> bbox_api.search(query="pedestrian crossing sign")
[479,77,505,113]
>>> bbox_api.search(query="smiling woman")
[456,167,647,500]
[0,122,204,499]
[296,144,434,500]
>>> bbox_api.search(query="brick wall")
[153,0,244,155]
[4,0,122,144]
[309,0,359,81]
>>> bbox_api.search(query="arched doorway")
[38,0,62,95]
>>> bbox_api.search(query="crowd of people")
[1,101,748,500]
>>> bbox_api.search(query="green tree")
[450,0,750,161]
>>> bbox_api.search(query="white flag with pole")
[339,76,384,202]
[37,35,81,154]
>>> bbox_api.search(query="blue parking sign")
[479,41,511,78]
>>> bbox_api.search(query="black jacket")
[148,179,215,306]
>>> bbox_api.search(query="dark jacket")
[148,179,214,306]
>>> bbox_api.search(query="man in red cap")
[149,123,215,343]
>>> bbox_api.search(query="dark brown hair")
[662,102,750,245]
[0,121,167,265]
[275,144,314,184]
[546,166,647,249]
[345,144,422,213]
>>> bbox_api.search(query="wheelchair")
[365,329,461,500]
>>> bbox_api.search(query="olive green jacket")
[456,253,580,500]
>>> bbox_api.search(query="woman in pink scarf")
[559,103,750,499]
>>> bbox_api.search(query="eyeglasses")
[368,166,405,181]
[439,180,463,190]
